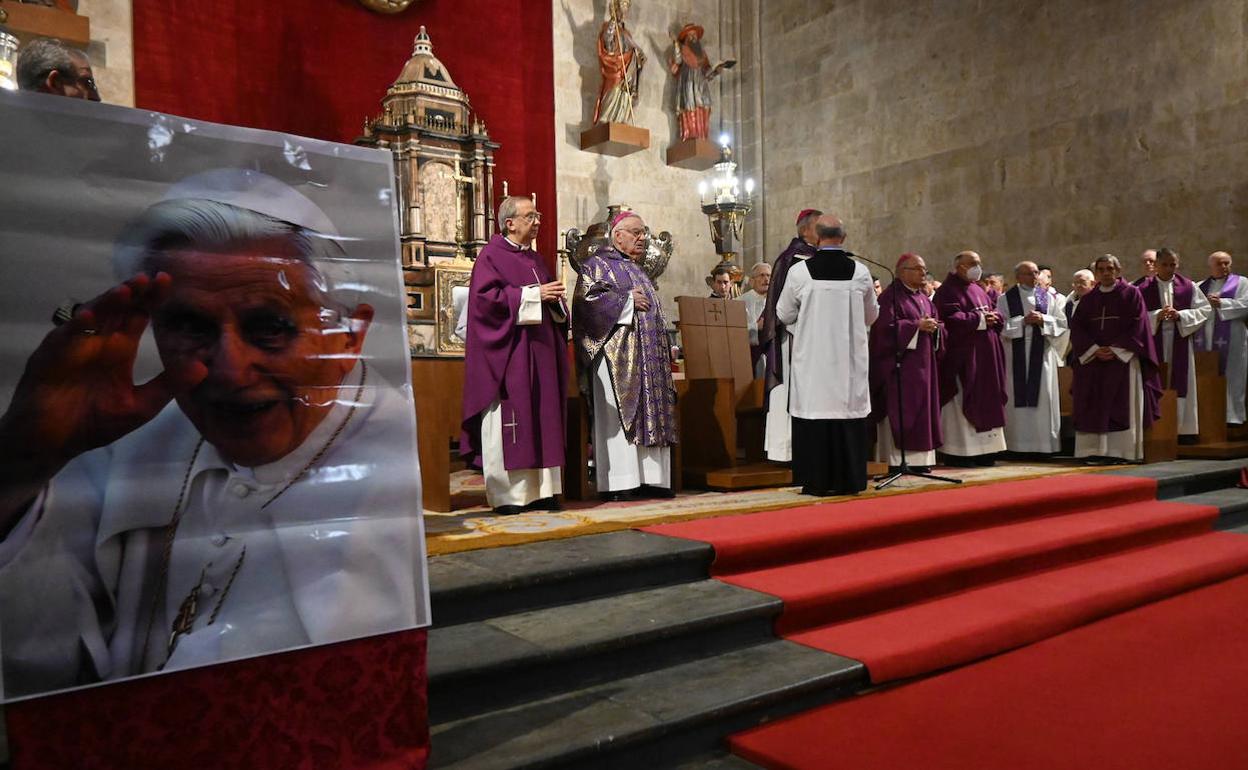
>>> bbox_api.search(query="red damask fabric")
[5,628,429,770]
[130,0,558,266]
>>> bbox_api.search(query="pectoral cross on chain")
[1094,307,1119,331]
[503,410,519,445]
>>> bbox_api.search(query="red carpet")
[643,474,1248,683]
[730,572,1248,770]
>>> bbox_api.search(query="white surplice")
[764,254,810,462]
[738,289,768,379]
[775,256,878,419]
[1148,277,1211,436]
[477,283,564,508]
[1198,274,1248,424]
[998,287,1068,453]
[592,295,671,492]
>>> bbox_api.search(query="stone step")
[428,639,865,770]
[429,530,712,626]
[1108,458,1246,499]
[429,580,782,724]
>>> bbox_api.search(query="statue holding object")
[667,23,735,142]
[594,0,645,125]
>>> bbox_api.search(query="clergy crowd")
[757,213,1248,497]
[461,196,1248,512]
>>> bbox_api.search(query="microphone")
[850,251,895,282]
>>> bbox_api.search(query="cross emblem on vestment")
[1217,338,1229,349]
[503,410,519,445]
[1094,307,1119,331]
[707,303,724,323]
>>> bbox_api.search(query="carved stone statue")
[594,0,645,125]
[667,23,735,142]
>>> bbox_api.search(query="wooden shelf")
[579,122,650,157]
[0,1,90,48]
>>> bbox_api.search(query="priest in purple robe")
[760,207,820,461]
[870,252,943,472]
[572,211,677,501]
[933,250,1008,466]
[460,196,569,515]
[1196,251,1248,425]
[1139,247,1211,440]
[1070,254,1162,462]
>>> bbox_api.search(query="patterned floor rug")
[424,461,1124,556]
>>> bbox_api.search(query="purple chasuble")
[760,237,817,398]
[1004,285,1050,408]
[933,273,1008,431]
[1069,279,1162,432]
[572,245,677,447]
[1139,274,1196,397]
[459,234,569,471]
[1196,273,1241,374]
[870,280,943,452]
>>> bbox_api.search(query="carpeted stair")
[646,467,1248,685]
[425,460,1248,769]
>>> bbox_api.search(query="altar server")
[461,196,568,515]
[776,214,878,495]
[933,251,1008,466]
[1140,247,1211,439]
[1196,251,1248,425]
[1071,255,1162,461]
[760,208,820,461]
[998,261,1068,454]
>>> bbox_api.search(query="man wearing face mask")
[933,251,1008,466]
[572,211,677,501]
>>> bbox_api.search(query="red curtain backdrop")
[130,0,557,260]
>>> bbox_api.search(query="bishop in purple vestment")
[572,211,676,498]
[870,253,943,469]
[760,208,821,395]
[932,251,1008,464]
[460,197,569,513]
[1070,255,1162,461]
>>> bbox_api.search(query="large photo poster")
[0,90,429,702]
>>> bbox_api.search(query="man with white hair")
[460,196,568,515]
[1196,251,1248,425]
[0,170,423,698]
[998,261,1068,454]
[737,261,771,378]
[572,210,676,501]
[1134,249,1157,287]
[1066,269,1095,320]
[15,37,100,101]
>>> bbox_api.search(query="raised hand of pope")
[1,273,207,471]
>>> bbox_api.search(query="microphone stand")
[853,253,962,490]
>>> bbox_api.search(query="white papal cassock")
[1148,278,1211,436]
[1198,274,1248,425]
[998,287,1068,453]
[592,295,671,492]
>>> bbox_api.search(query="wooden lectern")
[676,296,790,489]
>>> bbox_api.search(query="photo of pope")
[0,170,425,700]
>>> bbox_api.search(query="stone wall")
[553,0,754,312]
[757,0,1248,286]
[79,0,133,106]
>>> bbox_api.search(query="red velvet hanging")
[130,0,557,264]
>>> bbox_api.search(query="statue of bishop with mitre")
[594,0,645,125]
